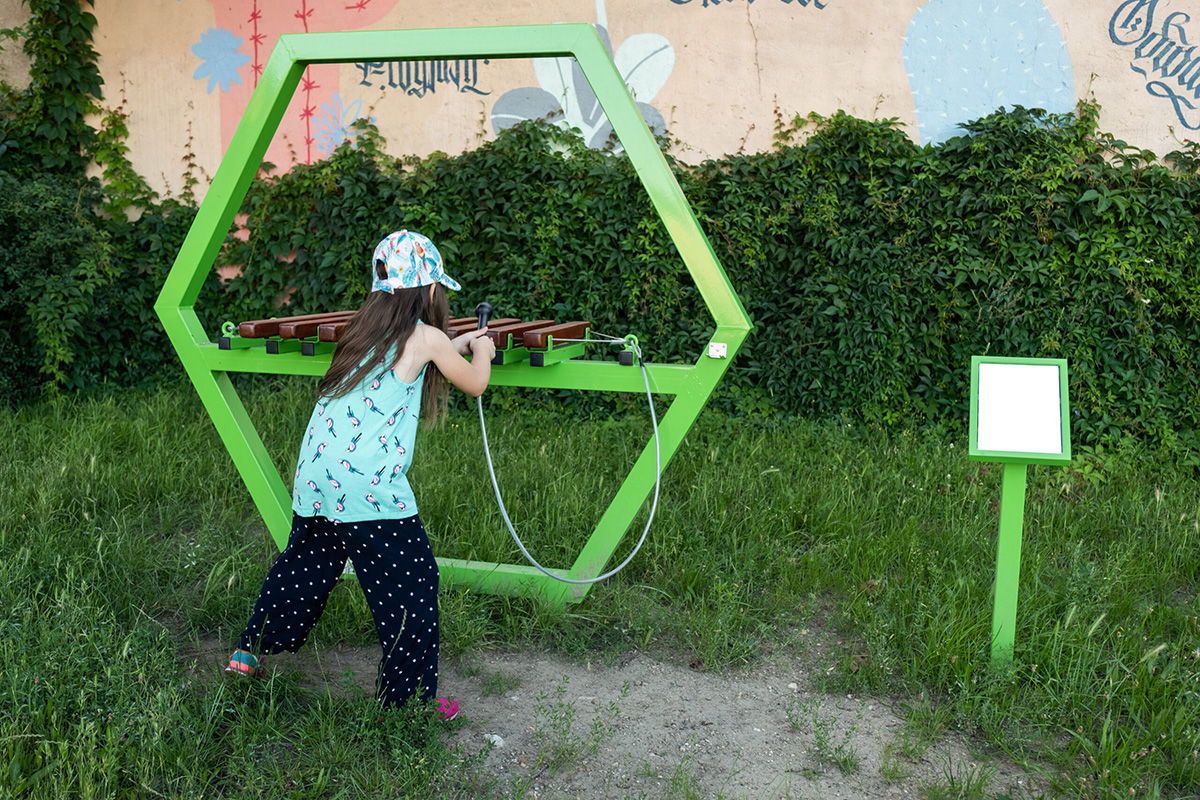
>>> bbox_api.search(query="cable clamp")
[619,334,640,366]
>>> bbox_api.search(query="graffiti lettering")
[1110,0,1200,129]
[669,0,827,7]
[1110,0,1159,46]
[355,59,490,97]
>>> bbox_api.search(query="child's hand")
[468,330,497,362]
[431,326,493,397]
[454,328,486,357]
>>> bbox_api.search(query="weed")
[918,756,997,800]
[785,695,862,776]
[664,753,704,800]
[515,674,626,795]
[902,694,952,757]
[784,694,819,732]
[879,741,914,783]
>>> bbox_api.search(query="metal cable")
[476,336,660,585]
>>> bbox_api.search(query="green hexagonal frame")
[155,24,751,606]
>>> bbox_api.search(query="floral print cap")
[371,230,461,294]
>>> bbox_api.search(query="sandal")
[226,650,265,678]
[435,697,460,721]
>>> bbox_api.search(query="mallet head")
[475,302,493,330]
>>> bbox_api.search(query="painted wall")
[0,0,31,92]
[5,0,1196,198]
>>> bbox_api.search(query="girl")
[227,229,496,720]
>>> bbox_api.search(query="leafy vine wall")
[3,2,1200,454]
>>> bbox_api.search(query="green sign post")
[968,356,1071,667]
[154,25,752,607]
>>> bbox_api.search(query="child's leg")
[340,515,440,708]
[238,513,349,656]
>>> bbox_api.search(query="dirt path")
[209,641,1043,799]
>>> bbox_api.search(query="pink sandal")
[435,697,459,720]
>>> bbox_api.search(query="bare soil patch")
[193,639,1043,799]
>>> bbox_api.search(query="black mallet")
[475,302,493,330]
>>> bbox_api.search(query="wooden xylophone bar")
[486,319,593,366]
[220,311,606,366]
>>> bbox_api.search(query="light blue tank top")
[292,347,424,522]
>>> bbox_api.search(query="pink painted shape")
[206,0,399,168]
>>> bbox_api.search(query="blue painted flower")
[312,94,375,155]
[191,27,250,94]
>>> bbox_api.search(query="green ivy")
[213,107,1200,453]
[0,1,202,396]
[0,2,1196,455]
[0,0,102,180]
[0,176,112,393]
[729,106,1200,451]
[214,121,714,369]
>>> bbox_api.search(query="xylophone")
[219,311,630,367]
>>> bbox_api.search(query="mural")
[190,0,671,163]
[668,0,829,7]
[491,0,674,152]
[80,1,1196,199]
[1110,0,1200,131]
[903,0,1075,145]
[491,26,673,151]
[195,0,399,165]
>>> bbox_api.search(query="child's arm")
[424,326,495,397]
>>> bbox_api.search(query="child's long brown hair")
[316,262,450,426]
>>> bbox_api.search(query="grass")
[3,380,1200,797]
[479,668,521,698]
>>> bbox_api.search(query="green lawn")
[2,382,1197,798]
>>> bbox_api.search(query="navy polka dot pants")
[239,513,440,708]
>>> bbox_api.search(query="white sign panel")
[975,362,1063,455]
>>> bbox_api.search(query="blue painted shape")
[904,0,1076,145]
[490,23,672,152]
[191,27,251,95]
[492,87,564,132]
[312,94,375,155]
